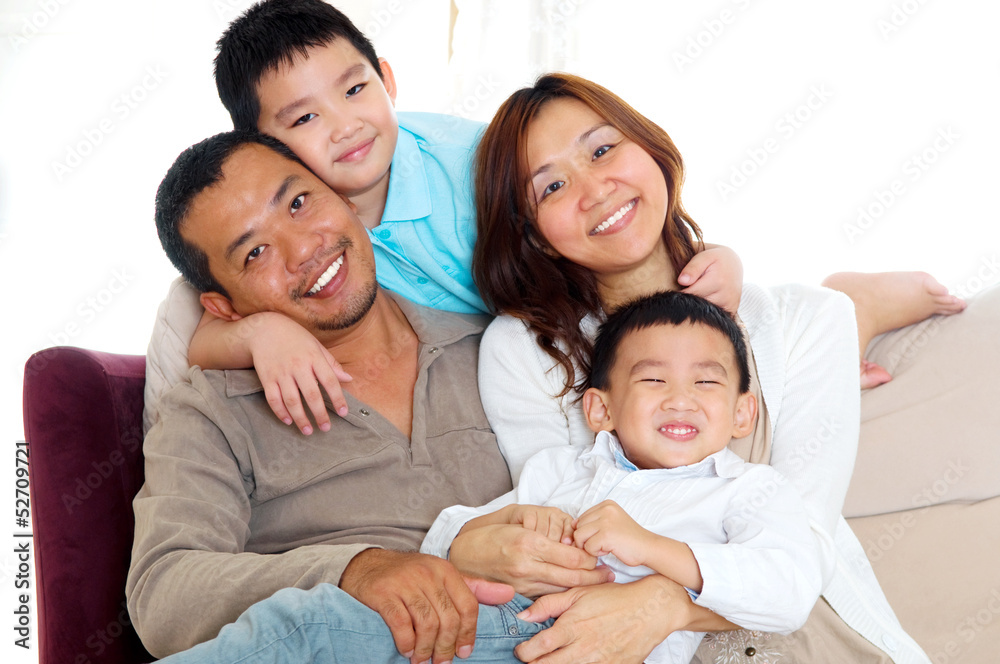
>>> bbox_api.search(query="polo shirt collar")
[222,290,487,398]
[381,127,432,223]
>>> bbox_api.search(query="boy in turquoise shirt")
[141,0,743,434]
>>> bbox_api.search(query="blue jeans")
[157,584,552,663]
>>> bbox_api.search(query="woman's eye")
[291,194,306,212]
[346,83,365,97]
[542,181,564,198]
[293,113,317,127]
[593,144,614,159]
[245,245,265,265]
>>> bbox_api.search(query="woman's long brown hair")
[472,73,703,396]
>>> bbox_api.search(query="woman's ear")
[199,292,242,322]
[731,393,758,439]
[582,387,616,433]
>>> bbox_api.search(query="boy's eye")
[293,113,317,127]
[290,194,306,212]
[639,378,665,383]
[346,83,365,97]
[245,245,265,266]
[696,380,721,386]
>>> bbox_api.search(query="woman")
[446,73,929,663]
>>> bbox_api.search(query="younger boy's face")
[256,39,398,204]
[584,322,755,470]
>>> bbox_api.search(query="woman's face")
[525,98,669,276]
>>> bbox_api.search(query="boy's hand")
[573,500,652,568]
[677,244,743,314]
[508,505,575,544]
[246,312,352,434]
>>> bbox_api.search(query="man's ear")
[337,192,359,214]
[732,393,758,439]
[378,58,398,104]
[582,387,616,433]
[199,292,242,322]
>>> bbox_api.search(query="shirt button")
[882,635,899,651]
[429,347,440,354]
[417,277,429,284]
[377,229,391,240]
[359,408,370,417]
[745,647,756,657]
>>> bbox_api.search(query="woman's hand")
[678,244,744,314]
[513,575,693,663]
[448,523,613,598]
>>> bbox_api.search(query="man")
[126,130,616,663]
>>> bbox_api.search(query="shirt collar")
[591,430,747,479]
[222,290,489,397]
[380,127,432,223]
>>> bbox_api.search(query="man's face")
[182,143,378,339]
[255,39,399,202]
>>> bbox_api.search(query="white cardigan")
[477,282,929,664]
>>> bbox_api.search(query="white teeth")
[661,426,696,435]
[592,199,635,235]
[307,255,344,295]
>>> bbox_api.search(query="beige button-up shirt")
[127,295,512,658]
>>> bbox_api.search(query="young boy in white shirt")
[421,291,823,664]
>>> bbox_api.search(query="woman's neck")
[596,240,679,313]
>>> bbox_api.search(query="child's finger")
[276,375,313,435]
[295,374,330,433]
[262,381,294,427]
[326,355,353,383]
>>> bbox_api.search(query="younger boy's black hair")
[588,291,751,394]
[154,130,309,298]
[215,0,383,131]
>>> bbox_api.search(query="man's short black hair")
[215,0,383,131]
[588,291,751,394]
[154,130,307,298]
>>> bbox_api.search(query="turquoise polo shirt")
[370,111,488,314]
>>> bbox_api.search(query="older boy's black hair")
[154,130,308,298]
[588,291,751,394]
[215,0,383,131]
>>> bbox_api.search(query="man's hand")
[572,500,651,567]
[339,549,510,664]
[448,523,613,598]
[513,576,693,664]
[677,244,743,314]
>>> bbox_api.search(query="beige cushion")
[848,497,1000,663]
[846,284,1000,517]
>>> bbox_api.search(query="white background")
[0,0,997,661]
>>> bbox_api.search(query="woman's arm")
[743,284,861,580]
[514,575,738,664]
[478,315,595,483]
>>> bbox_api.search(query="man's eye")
[346,83,365,97]
[245,245,265,265]
[291,194,306,212]
[293,113,317,127]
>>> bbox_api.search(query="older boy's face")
[256,39,399,205]
[594,322,753,470]
[182,143,379,340]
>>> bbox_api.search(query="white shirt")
[423,431,823,664]
[474,283,930,664]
